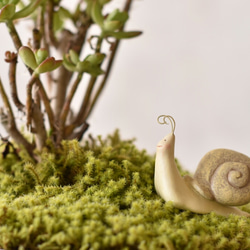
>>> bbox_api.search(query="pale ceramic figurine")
[155,115,250,217]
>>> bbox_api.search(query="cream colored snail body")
[155,115,250,216]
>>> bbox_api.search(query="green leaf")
[34,49,48,65]
[58,6,72,19]
[63,52,105,74]
[69,50,80,65]
[75,60,104,76]
[85,1,93,17]
[76,61,89,73]
[18,46,38,70]
[0,4,16,22]
[103,20,122,32]
[99,0,111,5]
[63,55,77,72]
[107,31,142,39]
[12,0,44,20]
[0,1,19,9]
[85,53,105,65]
[106,9,128,24]
[53,7,72,32]
[88,66,104,76]
[53,11,63,32]
[35,57,62,74]
[91,0,104,27]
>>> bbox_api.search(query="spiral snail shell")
[187,149,250,206]
[155,115,250,216]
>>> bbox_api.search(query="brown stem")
[26,77,48,150]
[6,13,53,122]
[63,0,133,138]
[45,0,58,48]
[5,52,25,111]
[0,79,16,128]
[0,78,35,158]
[75,76,97,124]
[32,103,47,151]
[54,13,92,120]
[32,28,41,50]
[56,72,83,144]
[84,41,119,121]
[69,36,103,126]
[67,122,89,141]
[26,75,54,131]
[4,19,51,155]
[34,78,56,133]
[54,66,73,119]
[33,85,41,111]
[32,29,41,110]
[63,75,97,138]
[65,0,134,140]
[5,20,23,51]
[37,5,46,48]
[37,6,54,91]
[84,0,134,120]
[26,75,38,130]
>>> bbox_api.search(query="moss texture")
[0,130,250,250]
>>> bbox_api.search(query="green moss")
[0,130,250,249]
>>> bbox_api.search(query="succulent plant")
[0,0,142,160]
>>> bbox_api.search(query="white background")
[1,0,250,173]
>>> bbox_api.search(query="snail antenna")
[157,115,176,133]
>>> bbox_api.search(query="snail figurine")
[155,115,250,217]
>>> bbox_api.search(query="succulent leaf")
[76,61,89,73]
[91,0,104,27]
[0,1,19,9]
[106,9,128,24]
[107,31,142,39]
[12,0,44,19]
[63,55,77,72]
[0,4,16,22]
[35,49,48,65]
[69,50,80,65]
[18,46,38,70]
[99,0,111,5]
[88,67,105,76]
[53,7,72,32]
[35,57,62,74]
[103,20,122,32]
[85,53,106,65]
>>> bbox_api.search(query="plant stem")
[80,0,134,123]
[5,20,22,50]
[63,0,134,139]
[7,53,25,111]
[6,10,55,138]
[63,75,97,139]
[26,76,48,151]
[70,36,104,128]
[76,76,97,123]
[32,103,47,151]
[35,78,55,131]
[26,75,55,133]
[84,40,119,121]
[32,28,41,50]
[26,74,38,130]
[45,0,58,48]
[57,72,83,144]
[53,19,91,120]
[0,78,35,158]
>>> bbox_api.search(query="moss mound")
[0,131,250,249]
